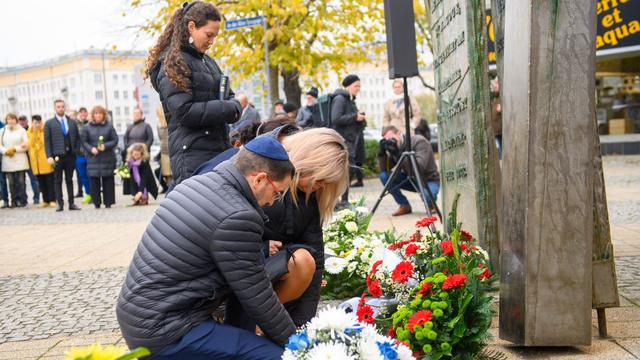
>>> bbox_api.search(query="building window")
[95,91,103,100]
[124,106,130,116]
[123,90,128,99]
[115,106,121,116]
[114,90,119,100]
[113,74,118,82]
[122,74,128,82]
[94,73,102,84]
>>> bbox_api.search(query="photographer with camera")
[378,125,439,216]
[146,1,242,185]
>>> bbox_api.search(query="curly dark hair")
[144,1,221,91]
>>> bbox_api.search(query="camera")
[380,137,399,154]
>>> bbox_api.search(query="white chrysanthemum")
[325,257,348,274]
[345,221,358,233]
[308,342,354,360]
[324,247,337,256]
[355,206,370,214]
[307,307,356,334]
[397,342,415,360]
[357,337,384,360]
[325,242,339,251]
[282,349,299,360]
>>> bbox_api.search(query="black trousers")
[90,176,115,207]
[37,173,55,203]
[54,153,76,205]
[6,171,26,206]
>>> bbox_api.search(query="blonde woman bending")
[263,128,349,326]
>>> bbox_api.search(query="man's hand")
[4,147,16,157]
[47,157,55,165]
[268,240,282,256]
[356,112,366,122]
[91,147,99,155]
[98,144,105,152]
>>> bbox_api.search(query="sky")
[0,0,155,67]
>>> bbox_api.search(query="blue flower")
[285,332,311,351]
[376,341,398,360]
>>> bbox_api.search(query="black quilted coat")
[116,161,296,355]
[149,45,242,185]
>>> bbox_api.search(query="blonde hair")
[127,142,150,161]
[283,128,349,224]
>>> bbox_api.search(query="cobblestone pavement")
[0,268,125,344]
[0,156,638,359]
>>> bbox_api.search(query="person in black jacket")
[295,87,321,128]
[331,74,366,206]
[81,106,118,209]
[126,143,158,206]
[263,128,349,326]
[44,99,81,211]
[117,136,308,359]
[146,1,242,186]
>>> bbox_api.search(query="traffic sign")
[225,16,264,30]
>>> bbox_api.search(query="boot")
[392,204,412,217]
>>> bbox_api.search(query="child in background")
[126,143,158,205]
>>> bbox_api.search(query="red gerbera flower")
[416,216,437,228]
[416,281,432,296]
[460,230,473,241]
[460,243,470,253]
[440,240,454,256]
[478,264,491,280]
[442,274,467,290]
[368,279,383,297]
[405,243,420,257]
[388,326,396,338]
[408,310,432,332]
[357,304,375,324]
[391,261,414,283]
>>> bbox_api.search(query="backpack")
[316,93,335,128]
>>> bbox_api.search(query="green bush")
[363,139,380,178]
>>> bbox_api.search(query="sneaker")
[39,202,49,208]
[1,201,8,209]
[82,195,92,204]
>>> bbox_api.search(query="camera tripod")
[370,77,442,226]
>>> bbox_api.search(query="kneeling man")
[117,136,299,359]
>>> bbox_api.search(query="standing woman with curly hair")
[147,1,242,185]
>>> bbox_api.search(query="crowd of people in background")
[0,99,169,210]
[0,70,445,214]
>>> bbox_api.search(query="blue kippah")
[244,136,289,161]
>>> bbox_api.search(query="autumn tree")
[129,0,387,107]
